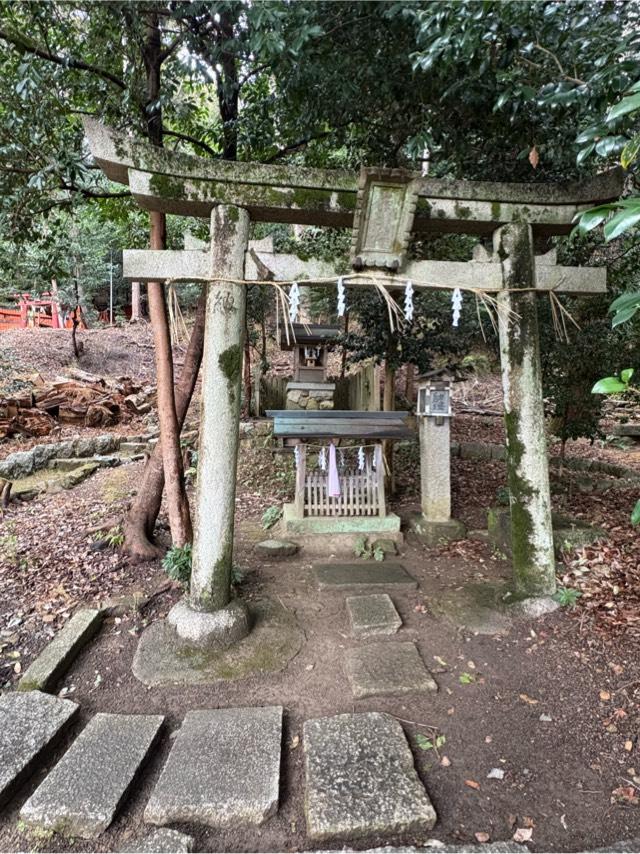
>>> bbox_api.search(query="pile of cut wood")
[0,368,156,439]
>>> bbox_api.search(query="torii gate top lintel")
[83,119,623,240]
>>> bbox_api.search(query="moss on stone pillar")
[191,205,250,612]
[496,223,556,597]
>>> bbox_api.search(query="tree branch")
[163,129,217,157]
[0,27,127,90]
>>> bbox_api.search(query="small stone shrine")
[280,322,339,410]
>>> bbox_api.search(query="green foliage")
[261,505,283,531]
[102,525,124,548]
[459,672,476,685]
[415,733,446,751]
[162,543,192,584]
[353,536,385,561]
[553,587,582,608]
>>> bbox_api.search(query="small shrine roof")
[266,410,413,440]
[279,323,341,350]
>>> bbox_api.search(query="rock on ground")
[18,608,103,692]
[144,706,283,828]
[303,711,436,843]
[20,713,164,838]
[0,691,79,809]
[344,641,438,699]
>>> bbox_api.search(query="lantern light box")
[417,380,452,418]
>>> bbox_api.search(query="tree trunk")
[242,306,252,417]
[124,289,206,558]
[131,281,141,322]
[383,361,395,493]
[124,10,192,555]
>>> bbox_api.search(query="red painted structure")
[0,293,61,331]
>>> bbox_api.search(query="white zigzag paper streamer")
[337,276,346,318]
[294,445,300,469]
[404,279,414,322]
[357,446,365,471]
[318,447,327,471]
[452,287,463,327]
[289,282,300,323]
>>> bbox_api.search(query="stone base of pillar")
[406,513,466,547]
[167,598,251,649]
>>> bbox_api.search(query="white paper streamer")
[452,287,463,327]
[289,281,300,322]
[294,445,301,470]
[337,276,346,318]
[404,279,414,322]
[318,446,327,471]
[339,449,346,468]
[357,446,365,471]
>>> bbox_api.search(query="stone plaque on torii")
[83,118,621,651]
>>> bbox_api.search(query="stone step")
[303,711,436,843]
[18,609,103,693]
[344,641,437,699]
[144,706,282,828]
[315,563,417,590]
[0,691,79,810]
[346,593,402,637]
[20,712,164,838]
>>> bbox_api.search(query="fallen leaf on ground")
[487,767,505,780]
[475,832,490,843]
[611,785,639,805]
[625,740,634,752]
[465,779,480,790]
[513,828,533,843]
[290,735,299,750]
[600,690,612,701]
[519,693,539,705]
[440,756,451,767]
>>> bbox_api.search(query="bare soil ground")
[2,328,640,852]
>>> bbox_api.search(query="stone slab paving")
[18,609,103,692]
[303,711,436,843]
[0,691,79,809]
[119,829,194,853]
[144,706,283,827]
[344,641,437,699]
[346,594,402,637]
[20,712,164,838]
[315,563,417,590]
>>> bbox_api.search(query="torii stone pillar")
[495,223,556,597]
[167,204,252,646]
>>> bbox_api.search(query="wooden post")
[495,223,556,597]
[376,444,387,518]
[294,443,306,518]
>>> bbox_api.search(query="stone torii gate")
[83,119,621,648]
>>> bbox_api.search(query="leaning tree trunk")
[124,289,206,558]
[124,11,192,556]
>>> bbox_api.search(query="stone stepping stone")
[346,593,402,638]
[255,539,299,559]
[18,609,103,693]
[144,706,282,828]
[0,691,79,810]
[303,711,436,843]
[315,563,417,590]
[344,641,437,699]
[120,829,194,853]
[20,712,164,838]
